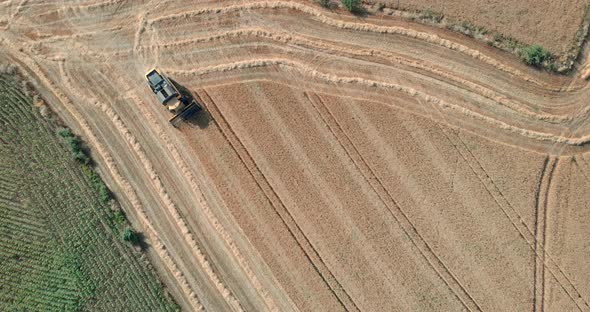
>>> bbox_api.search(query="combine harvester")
[145,68,200,127]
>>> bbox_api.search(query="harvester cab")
[145,68,200,126]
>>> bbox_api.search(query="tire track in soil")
[3,52,205,311]
[32,0,128,17]
[132,15,146,53]
[199,88,360,312]
[435,124,590,311]
[574,155,590,184]
[532,156,549,312]
[306,92,483,312]
[9,0,28,21]
[533,157,557,312]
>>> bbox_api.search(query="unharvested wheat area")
[1,0,590,311]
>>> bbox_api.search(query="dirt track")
[1,0,590,311]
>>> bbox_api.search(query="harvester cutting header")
[145,68,200,126]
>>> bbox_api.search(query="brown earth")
[376,0,590,55]
[1,0,590,311]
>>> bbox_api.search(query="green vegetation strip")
[0,74,178,311]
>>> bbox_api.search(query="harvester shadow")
[170,79,212,129]
[185,107,211,129]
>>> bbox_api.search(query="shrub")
[57,127,91,164]
[98,184,110,204]
[113,210,126,226]
[83,167,111,204]
[67,136,82,153]
[493,33,503,42]
[57,117,128,240]
[122,228,140,245]
[92,174,110,203]
[420,9,444,23]
[341,0,360,12]
[316,0,332,8]
[73,151,90,165]
[521,44,550,67]
[57,128,72,138]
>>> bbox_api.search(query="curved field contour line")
[148,1,554,88]
[147,27,577,123]
[166,58,590,146]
